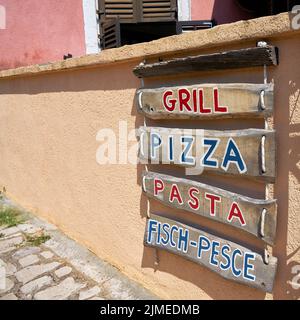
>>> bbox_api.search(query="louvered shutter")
[141,0,177,22]
[100,18,121,49]
[99,0,177,23]
[99,0,136,22]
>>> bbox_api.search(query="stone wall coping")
[0,12,299,80]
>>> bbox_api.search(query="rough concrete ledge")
[0,12,299,80]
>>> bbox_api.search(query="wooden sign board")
[133,46,278,78]
[139,127,276,182]
[142,171,277,245]
[136,83,274,120]
[145,214,278,292]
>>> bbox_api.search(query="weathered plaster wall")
[0,0,86,70]
[0,13,299,299]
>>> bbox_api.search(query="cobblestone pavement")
[0,198,156,300]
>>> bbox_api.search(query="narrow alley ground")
[0,197,156,300]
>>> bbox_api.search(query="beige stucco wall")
[0,13,299,299]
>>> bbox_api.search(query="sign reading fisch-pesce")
[137,83,274,120]
[142,171,277,245]
[139,127,275,182]
[145,215,278,293]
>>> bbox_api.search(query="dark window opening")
[119,22,178,46]
[98,0,214,50]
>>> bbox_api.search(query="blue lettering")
[221,138,247,173]
[220,245,231,270]
[150,133,162,159]
[169,136,174,161]
[178,228,189,253]
[231,249,243,277]
[181,136,195,164]
[157,222,162,244]
[161,223,170,246]
[170,225,178,248]
[147,220,158,244]
[198,236,211,259]
[244,253,256,281]
[210,241,220,267]
[202,139,219,168]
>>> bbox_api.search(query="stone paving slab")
[0,198,157,300]
[15,262,61,284]
[12,247,41,260]
[79,286,101,300]
[34,277,86,300]
[40,251,54,259]
[55,266,72,278]
[0,236,24,254]
[18,254,40,268]
[20,275,53,295]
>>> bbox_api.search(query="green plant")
[0,207,24,227]
[25,234,51,246]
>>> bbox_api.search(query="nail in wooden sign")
[145,214,278,292]
[139,127,275,182]
[136,83,274,120]
[142,171,277,245]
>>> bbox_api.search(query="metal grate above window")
[176,20,215,34]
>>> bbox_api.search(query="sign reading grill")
[137,83,274,119]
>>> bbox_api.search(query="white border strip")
[177,0,191,21]
[82,0,100,54]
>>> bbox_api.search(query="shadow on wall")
[272,49,300,299]
[0,62,139,95]
[136,39,300,299]
[211,0,254,25]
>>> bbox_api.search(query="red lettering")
[154,179,164,196]
[205,193,221,216]
[199,89,211,114]
[163,88,228,114]
[178,88,192,112]
[163,90,176,111]
[188,188,199,210]
[169,184,183,204]
[214,88,228,113]
[192,89,198,112]
[227,202,246,226]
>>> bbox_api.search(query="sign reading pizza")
[139,127,275,182]
[137,83,273,120]
[142,171,277,245]
[145,215,278,293]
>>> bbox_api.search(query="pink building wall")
[191,0,253,24]
[0,0,86,70]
